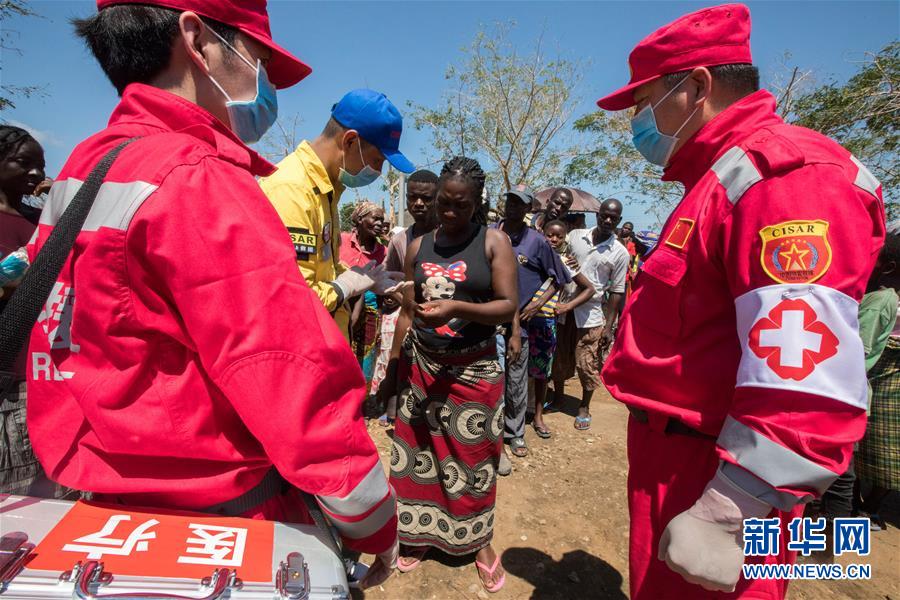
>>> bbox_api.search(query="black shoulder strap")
[0,139,138,393]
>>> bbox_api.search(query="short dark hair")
[72,5,237,95]
[408,169,438,185]
[0,126,38,161]
[622,221,634,228]
[883,230,900,266]
[543,219,567,232]
[662,63,760,98]
[322,117,346,138]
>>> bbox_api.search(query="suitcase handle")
[62,561,242,600]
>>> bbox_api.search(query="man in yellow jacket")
[261,89,414,336]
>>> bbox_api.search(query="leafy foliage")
[565,110,682,226]
[565,42,899,225]
[339,202,356,233]
[790,42,898,217]
[409,22,582,200]
[1,1,45,110]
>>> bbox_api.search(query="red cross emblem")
[748,298,839,381]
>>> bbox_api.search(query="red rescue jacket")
[603,90,885,508]
[26,84,396,553]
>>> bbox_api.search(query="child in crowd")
[531,220,595,437]
[370,294,402,425]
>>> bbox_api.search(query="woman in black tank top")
[382,157,518,592]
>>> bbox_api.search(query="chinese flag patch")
[664,218,695,250]
[759,220,832,284]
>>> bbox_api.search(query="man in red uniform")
[598,4,885,598]
[26,0,397,586]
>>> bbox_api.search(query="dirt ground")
[355,381,900,600]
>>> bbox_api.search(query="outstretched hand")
[415,300,455,327]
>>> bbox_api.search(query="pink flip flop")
[397,547,428,573]
[475,554,506,593]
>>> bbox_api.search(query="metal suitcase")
[0,495,350,599]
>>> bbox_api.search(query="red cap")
[596,4,752,111]
[96,0,312,89]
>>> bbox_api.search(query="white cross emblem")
[749,298,839,381]
[758,310,823,369]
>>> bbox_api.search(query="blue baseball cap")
[331,89,415,173]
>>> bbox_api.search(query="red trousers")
[627,413,802,599]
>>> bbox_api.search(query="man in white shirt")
[565,198,630,430]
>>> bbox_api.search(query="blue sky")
[2,0,898,229]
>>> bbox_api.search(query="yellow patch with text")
[759,220,832,284]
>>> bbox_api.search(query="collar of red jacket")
[663,89,783,190]
[109,83,276,177]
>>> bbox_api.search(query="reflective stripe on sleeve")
[40,178,158,232]
[850,155,881,197]
[710,146,763,204]
[718,416,837,495]
[319,486,396,540]
[719,461,809,512]
[316,461,390,517]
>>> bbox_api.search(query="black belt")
[628,406,716,441]
[202,467,289,516]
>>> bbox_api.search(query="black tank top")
[413,225,495,349]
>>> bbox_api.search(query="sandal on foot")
[532,423,551,439]
[509,437,528,457]
[397,547,428,573]
[475,554,506,593]
[377,414,394,427]
[574,415,592,431]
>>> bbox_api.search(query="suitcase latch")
[0,531,35,591]
[60,560,242,599]
[276,552,310,599]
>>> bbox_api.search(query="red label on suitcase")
[28,501,274,582]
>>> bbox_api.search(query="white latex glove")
[658,466,773,593]
[359,535,399,589]
[333,261,405,300]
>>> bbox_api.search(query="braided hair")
[439,157,487,224]
[0,126,36,162]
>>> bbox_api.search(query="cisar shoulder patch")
[759,220,832,284]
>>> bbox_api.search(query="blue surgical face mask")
[206,30,278,144]
[630,76,699,167]
[339,139,381,188]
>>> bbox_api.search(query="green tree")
[409,22,583,198]
[790,42,898,217]
[1,0,44,110]
[565,110,682,226]
[338,202,356,233]
[565,42,899,225]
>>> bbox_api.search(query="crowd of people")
[0,1,895,598]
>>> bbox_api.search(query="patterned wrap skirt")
[351,291,382,385]
[389,331,504,555]
[857,337,900,490]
